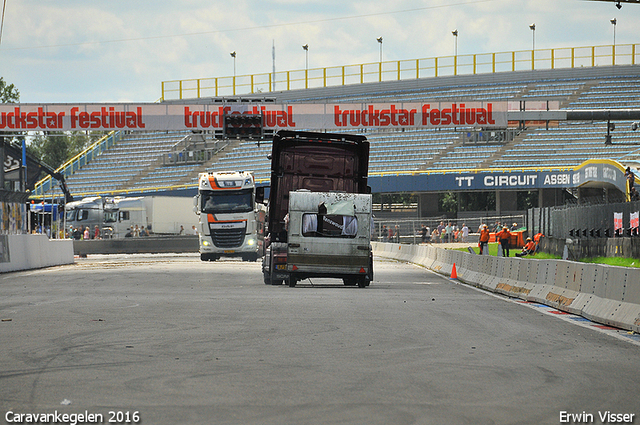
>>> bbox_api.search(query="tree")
[439,191,458,213]
[28,131,105,170]
[0,77,19,103]
[29,132,68,169]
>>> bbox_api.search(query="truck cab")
[195,171,265,261]
[261,130,371,287]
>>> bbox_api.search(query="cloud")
[1,0,639,102]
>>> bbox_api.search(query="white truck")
[65,196,197,238]
[285,190,373,287]
[194,171,265,261]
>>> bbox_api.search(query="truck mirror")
[256,186,265,204]
[193,195,200,214]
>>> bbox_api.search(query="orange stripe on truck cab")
[207,214,248,223]
[208,177,241,189]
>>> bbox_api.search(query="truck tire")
[343,278,357,286]
[358,278,367,288]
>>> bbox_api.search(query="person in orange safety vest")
[516,237,537,257]
[496,226,512,257]
[479,224,490,254]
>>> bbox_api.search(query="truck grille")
[211,228,245,248]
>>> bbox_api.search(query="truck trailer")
[262,130,372,287]
[65,196,197,238]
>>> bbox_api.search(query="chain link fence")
[374,214,525,244]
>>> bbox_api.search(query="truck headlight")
[202,240,210,246]
[247,238,255,246]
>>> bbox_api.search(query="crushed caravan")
[285,190,373,287]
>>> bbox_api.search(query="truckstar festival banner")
[0,101,508,132]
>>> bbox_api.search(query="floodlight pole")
[230,51,236,77]
[377,36,383,82]
[452,30,458,57]
[529,23,536,51]
[529,23,536,70]
[302,44,309,89]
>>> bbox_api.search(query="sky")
[1,0,639,103]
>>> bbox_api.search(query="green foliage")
[439,191,457,213]
[0,77,19,103]
[459,191,496,211]
[28,131,106,170]
[517,191,538,210]
[452,244,639,267]
[579,257,640,268]
[373,192,417,205]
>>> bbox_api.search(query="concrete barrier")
[73,235,199,256]
[372,242,640,333]
[0,234,74,273]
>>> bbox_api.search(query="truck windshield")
[104,211,118,223]
[201,189,253,214]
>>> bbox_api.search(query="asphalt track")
[0,254,638,425]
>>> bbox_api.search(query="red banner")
[0,101,508,132]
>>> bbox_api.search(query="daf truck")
[261,130,372,287]
[194,171,265,261]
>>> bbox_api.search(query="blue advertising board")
[369,160,629,194]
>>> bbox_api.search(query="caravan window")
[119,211,130,221]
[301,213,358,238]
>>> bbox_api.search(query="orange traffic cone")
[450,263,458,279]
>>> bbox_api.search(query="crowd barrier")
[0,234,74,273]
[373,242,640,333]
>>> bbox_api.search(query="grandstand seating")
[47,65,640,198]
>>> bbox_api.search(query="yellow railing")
[32,131,121,197]
[161,43,638,101]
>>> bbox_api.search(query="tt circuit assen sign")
[0,101,507,131]
[370,160,629,194]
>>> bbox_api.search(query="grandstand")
[35,61,640,219]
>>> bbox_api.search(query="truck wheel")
[343,278,357,286]
[288,278,296,287]
[357,278,367,288]
[263,273,270,285]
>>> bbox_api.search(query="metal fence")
[162,43,639,100]
[529,200,640,239]
[374,214,525,244]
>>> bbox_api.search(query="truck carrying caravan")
[262,130,372,287]
[194,171,265,261]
